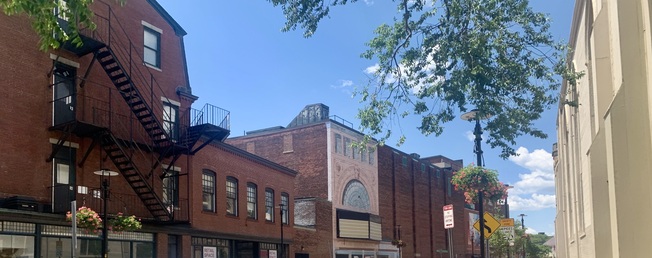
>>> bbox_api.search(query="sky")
[156,0,575,235]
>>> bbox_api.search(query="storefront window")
[0,234,35,258]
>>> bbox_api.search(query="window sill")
[145,63,162,72]
[225,214,239,219]
[201,210,217,215]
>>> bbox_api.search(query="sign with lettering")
[443,204,454,229]
[203,247,216,258]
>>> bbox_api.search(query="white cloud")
[465,131,475,141]
[364,64,380,74]
[525,227,539,234]
[363,0,374,5]
[363,46,446,95]
[509,147,553,173]
[506,147,556,211]
[509,194,556,211]
[331,79,354,89]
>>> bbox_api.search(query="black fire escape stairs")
[52,12,229,221]
[98,131,172,221]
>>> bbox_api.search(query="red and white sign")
[203,247,216,258]
[443,204,454,229]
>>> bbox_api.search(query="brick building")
[228,104,472,258]
[0,0,295,257]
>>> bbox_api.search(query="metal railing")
[75,191,189,222]
[72,1,230,144]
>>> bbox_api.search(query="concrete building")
[555,0,652,257]
[228,104,472,258]
[0,0,295,257]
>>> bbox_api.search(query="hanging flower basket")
[451,164,507,204]
[109,212,142,232]
[391,239,406,248]
[66,206,102,232]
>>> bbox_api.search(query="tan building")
[555,0,652,257]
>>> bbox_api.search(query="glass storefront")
[192,237,229,258]
[0,220,154,258]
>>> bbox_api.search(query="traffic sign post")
[442,205,454,258]
[443,205,454,229]
[472,212,501,238]
[500,218,515,241]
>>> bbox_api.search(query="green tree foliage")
[487,221,552,258]
[0,0,123,51]
[268,0,582,158]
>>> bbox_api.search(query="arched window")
[226,177,238,216]
[265,188,274,222]
[247,183,257,219]
[342,180,370,210]
[202,170,216,212]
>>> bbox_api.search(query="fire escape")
[48,2,229,222]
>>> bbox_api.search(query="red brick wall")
[377,146,470,257]
[292,198,334,257]
[227,124,329,199]
[190,142,296,241]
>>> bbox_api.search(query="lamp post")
[279,203,285,258]
[461,109,491,258]
[94,169,118,258]
[504,184,514,258]
[519,213,527,258]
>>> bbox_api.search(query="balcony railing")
[75,190,188,222]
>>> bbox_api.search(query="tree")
[268,0,581,158]
[0,0,123,51]
[487,221,552,258]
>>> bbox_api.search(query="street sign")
[443,204,454,229]
[472,212,501,238]
[501,218,514,227]
[500,218,515,242]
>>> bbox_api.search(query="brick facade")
[228,104,474,258]
[0,1,296,257]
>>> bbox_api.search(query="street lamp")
[94,169,118,258]
[503,184,514,218]
[519,213,527,258]
[504,184,514,258]
[461,109,491,258]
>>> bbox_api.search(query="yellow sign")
[501,218,515,227]
[473,212,501,238]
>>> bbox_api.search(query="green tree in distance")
[269,0,582,158]
[487,221,552,257]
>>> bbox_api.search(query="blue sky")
[157,0,575,235]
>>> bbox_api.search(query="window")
[401,156,408,166]
[344,137,351,157]
[163,101,179,141]
[342,180,370,210]
[368,147,375,165]
[202,170,215,212]
[361,147,367,162]
[421,163,426,172]
[247,183,257,219]
[265,188,274,222]
[143,26,161,68]
[226,177,238,216]
[352,143,357,160]
[163,168,179,209]
[53,63,76,126]
[335,134,342,153]
[281,193,289,225]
